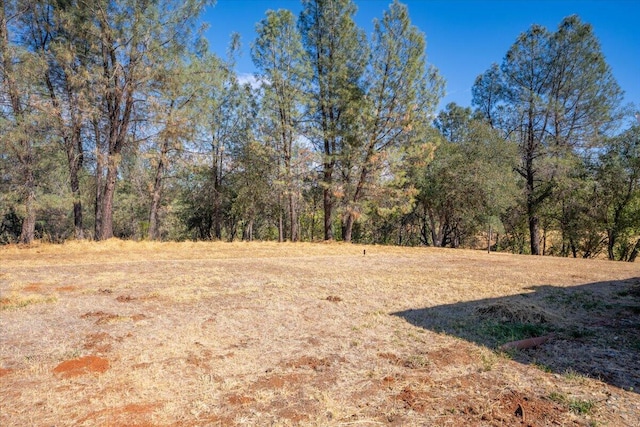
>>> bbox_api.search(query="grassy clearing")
[0,240,638,426]
[0,292,58,310]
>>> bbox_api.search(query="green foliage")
[299,0,368,241]
[548,391,595,415]
[337,0,443,243]
[473,15,624,255]
[0,1,636,258]
[413,103,518,247]
[477,321,551,347]
[252,8,310,241]
[596,125,640,260]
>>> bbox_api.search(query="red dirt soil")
[52,355,109,378]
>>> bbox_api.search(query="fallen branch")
[499,334,554,351]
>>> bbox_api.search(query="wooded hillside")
[1,0,638,260]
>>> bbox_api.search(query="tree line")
[1,0,638,261]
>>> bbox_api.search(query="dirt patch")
[53,355,109,378]
[442,389,570,426]
[116,295,136,302]
[273,403,311,423]
[227,394,255,405]
[81,310,146,324]
[56,285,76,292]
[0,367,12,377]
[284,355,336,372]
[497,390,568,426]
[81,310,121,324]
[326,295,342,302]
[254,373,307,390]
[396,386,434,413]
[379,352,431,370]
[186,350,213,370]
[378,352,404,366]
[23,283,45,292]
[83,332,113,353]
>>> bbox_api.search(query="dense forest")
[1,0,638,260]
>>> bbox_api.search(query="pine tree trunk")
[148,179,163,241]
[244,219,254,242]
[628,239,640,263]
[93,121,104,239]
[98,156,118,240]
[148,141,168,241]
[278,192,284,242]
[289,192,298,242]
[323,167,334,241]
[529,214,540,255]
[94,166,103,239]
[68,139,84,240]
[19,166,36,244]
[607,229,617,261]
[342,213,354,243]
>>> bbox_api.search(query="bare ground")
[1,240,639,426]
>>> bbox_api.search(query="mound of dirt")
[476,300,559,324]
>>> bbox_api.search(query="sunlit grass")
[0,240,637,426]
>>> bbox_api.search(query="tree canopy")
[1,1,637,260]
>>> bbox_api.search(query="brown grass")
[1,240,638,426]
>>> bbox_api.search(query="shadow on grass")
[392,277,640,392]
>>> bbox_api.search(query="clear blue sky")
[201,0,639,112]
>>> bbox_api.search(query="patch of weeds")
[623,305,640,315]
[543,292,561,304]
[545,290,604,311]
[568,399,595,415]
[404,354,430,369]
[1,294,57,310]
[618,285,640,299]
[569,291,605,311]
[495,348,515,360]
[567,327,595,340]
[479,353,497,372]
[548,391,595,415]
[477,321,550,347]
[563,368,587,382]
[548,391,566,403]
[532,360,552,373]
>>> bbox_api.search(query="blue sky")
[201,0,639,112]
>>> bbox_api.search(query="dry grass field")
[1,240,639,426]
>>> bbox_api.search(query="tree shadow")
[392,277,640,392]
